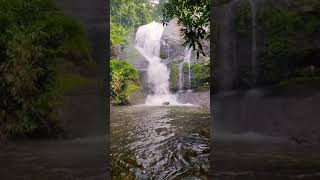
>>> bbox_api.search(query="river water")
[111,105,210,179]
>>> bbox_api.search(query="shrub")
[110,60,139,105]
[188,63,210,88]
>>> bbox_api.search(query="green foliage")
[110,60,139,105]
[110,17,128,46]
[163,0,211,58]
[110,0,153,58]
[168,60,210,91]
[189,63,210,88]
[0,0,91,139]
[110,0,152,29]
[169,63,179,91]
[259,2,320,84]
[152,0,167,21]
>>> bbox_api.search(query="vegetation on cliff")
[169,61,210,91]
[110,60,139,105]
[111,0,152,30]
[0,0,93,140]
[189,63,210,89]
[110,0,153,47]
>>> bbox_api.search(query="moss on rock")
[189,63,210,89]
[169,62,179,91]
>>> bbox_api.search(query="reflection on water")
[111,105,210,179]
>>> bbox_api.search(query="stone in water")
[162,102,170,105]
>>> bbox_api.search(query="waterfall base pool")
[111,105,210,179]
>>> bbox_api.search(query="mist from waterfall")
[178,48,192,90]
[135,21,178,105]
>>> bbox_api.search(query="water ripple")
[111,106,210,179]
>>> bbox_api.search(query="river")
[111,105,210,179]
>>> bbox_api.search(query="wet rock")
[160,19,184,59]
[162,102,170,105]
[111,44,121,58]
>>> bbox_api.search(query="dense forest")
[0,0,95,141]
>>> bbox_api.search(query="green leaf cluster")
[188,63,210,88]
[110,60,139,105]
[110,16,128,46]
[111,0,153,29]
[110,0,153,55]
[0,0,91,139]
[163,0,211,58]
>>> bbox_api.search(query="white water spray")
[178,48,192,90]
[135,21,178,105]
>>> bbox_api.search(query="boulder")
[160,19,184,59]
[162,102,170,105]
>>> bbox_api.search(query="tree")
[110,17,128,46]
[152,0,167,21]
[110,0,153,29]
[163,0,211,57]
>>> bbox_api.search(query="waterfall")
[135,21,178,105]
[186,48,192,89]
[178,48,192,90]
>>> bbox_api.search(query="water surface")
[111,105,210,179]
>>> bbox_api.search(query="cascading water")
[178,48,192,90]
[135,21,178,105]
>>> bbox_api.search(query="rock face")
[178,90,210,109]
[160,19,185,59]
[111,44,121,58]
[160,19,210,92]
[161,19,210,62]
